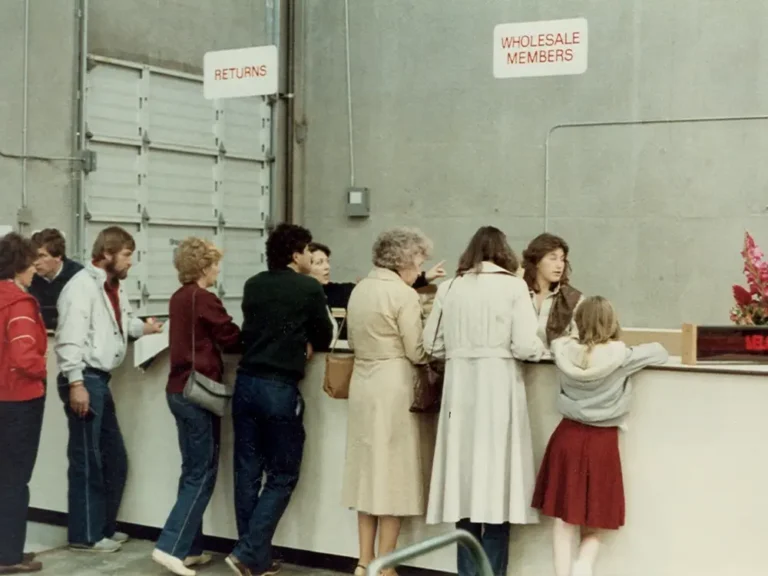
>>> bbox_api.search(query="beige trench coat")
[341,268,437,516]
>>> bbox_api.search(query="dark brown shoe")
[226,555,253,576]
[226,555,281,576]
[21,555,34,564]
[0,560,43,574]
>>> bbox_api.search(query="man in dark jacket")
[227,223,333,576]
[29,229,83,331]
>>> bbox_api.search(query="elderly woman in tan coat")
[342,227,435,576]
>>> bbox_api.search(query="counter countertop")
[329,343,768,376]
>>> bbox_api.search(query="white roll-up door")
[82,56,271,323]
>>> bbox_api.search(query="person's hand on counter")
[425,260,446,282]
[306,342,314,361]
[143,317,164,335]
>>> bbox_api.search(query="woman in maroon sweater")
[152,238,241,576]
[0,233,47,574]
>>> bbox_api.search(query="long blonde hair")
[574,296,621,353]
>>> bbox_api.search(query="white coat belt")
[446,348,514,359]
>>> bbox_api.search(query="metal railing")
[367,530,492,576]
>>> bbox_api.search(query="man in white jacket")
[55,227,162,553]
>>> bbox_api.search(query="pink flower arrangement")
[730,231,768,325]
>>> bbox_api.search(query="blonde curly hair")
[173,237,223,284]
[372,227,433,270]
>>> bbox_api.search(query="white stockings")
[552,518,600,576]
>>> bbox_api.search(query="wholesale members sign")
[493,18,588,79]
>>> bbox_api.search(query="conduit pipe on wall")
[344,0,355,187]
[283,0,295,223]
[543,115,768,232]
[74,0,89,260]
[20,0,30,217]
[267,0,280,226]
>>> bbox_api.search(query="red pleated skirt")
[531,418,625,530]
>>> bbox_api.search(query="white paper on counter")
[133,321,170,368]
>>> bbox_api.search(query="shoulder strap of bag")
[330,314,346,353]
[191,287,197,373]
[428,276,457,359]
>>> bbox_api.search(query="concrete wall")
[0,0,78,241]
[298,0,768,328]
[88,0,268,74]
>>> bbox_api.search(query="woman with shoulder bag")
[152,238,241,576]
[424,227,546,576]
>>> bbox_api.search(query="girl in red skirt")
[531,296,668,576]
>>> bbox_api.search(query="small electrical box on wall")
[345,187,370,218]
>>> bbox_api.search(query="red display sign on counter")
[682,323,768,364]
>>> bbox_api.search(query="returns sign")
[493,18,588,79]
[204,45,278,100]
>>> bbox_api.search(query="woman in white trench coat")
[423,227,546,576]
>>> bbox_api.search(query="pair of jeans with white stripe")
[155,392,220,559]
[58,369,127,546]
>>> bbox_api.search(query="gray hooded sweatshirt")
[551,338,669,428]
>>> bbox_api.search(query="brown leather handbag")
[410,278,456,413]
[323,316,354,399]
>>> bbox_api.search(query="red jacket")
[0,280,47,401]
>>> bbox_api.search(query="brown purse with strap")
[323,315,354,399]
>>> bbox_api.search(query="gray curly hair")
[372,227,433,270]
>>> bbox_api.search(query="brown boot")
[0,559,43,574]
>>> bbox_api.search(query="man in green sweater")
[227,223,333,576]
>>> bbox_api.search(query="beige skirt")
[341,357,437,516]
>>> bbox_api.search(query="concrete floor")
[31,539,344,576]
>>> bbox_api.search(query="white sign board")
[494,18,588,79]
[203,45,278,100]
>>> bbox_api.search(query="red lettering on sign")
[500,31,581,50]
[213,65,268,81]
[505,48,575,65]
[744,334,768,351]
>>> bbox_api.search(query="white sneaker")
[69,538,122,553]
[572,560,593,576]
[152,549,196,576]
[109,531,130,544]
[184,553,212,567]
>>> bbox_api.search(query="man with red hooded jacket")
[0,232,48,574]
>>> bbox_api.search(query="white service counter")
[30,338,768,575]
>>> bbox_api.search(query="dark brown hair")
[522,233,571,293]
[457,226,519,274]
[31,228,67,258]
[308,242,331,257]
[0,233,37,280]
[91,226,136,262]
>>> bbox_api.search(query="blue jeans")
[457,519,511,576]
[232,373,305,572]
[58,369,128,545]
[156,393,220,559]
